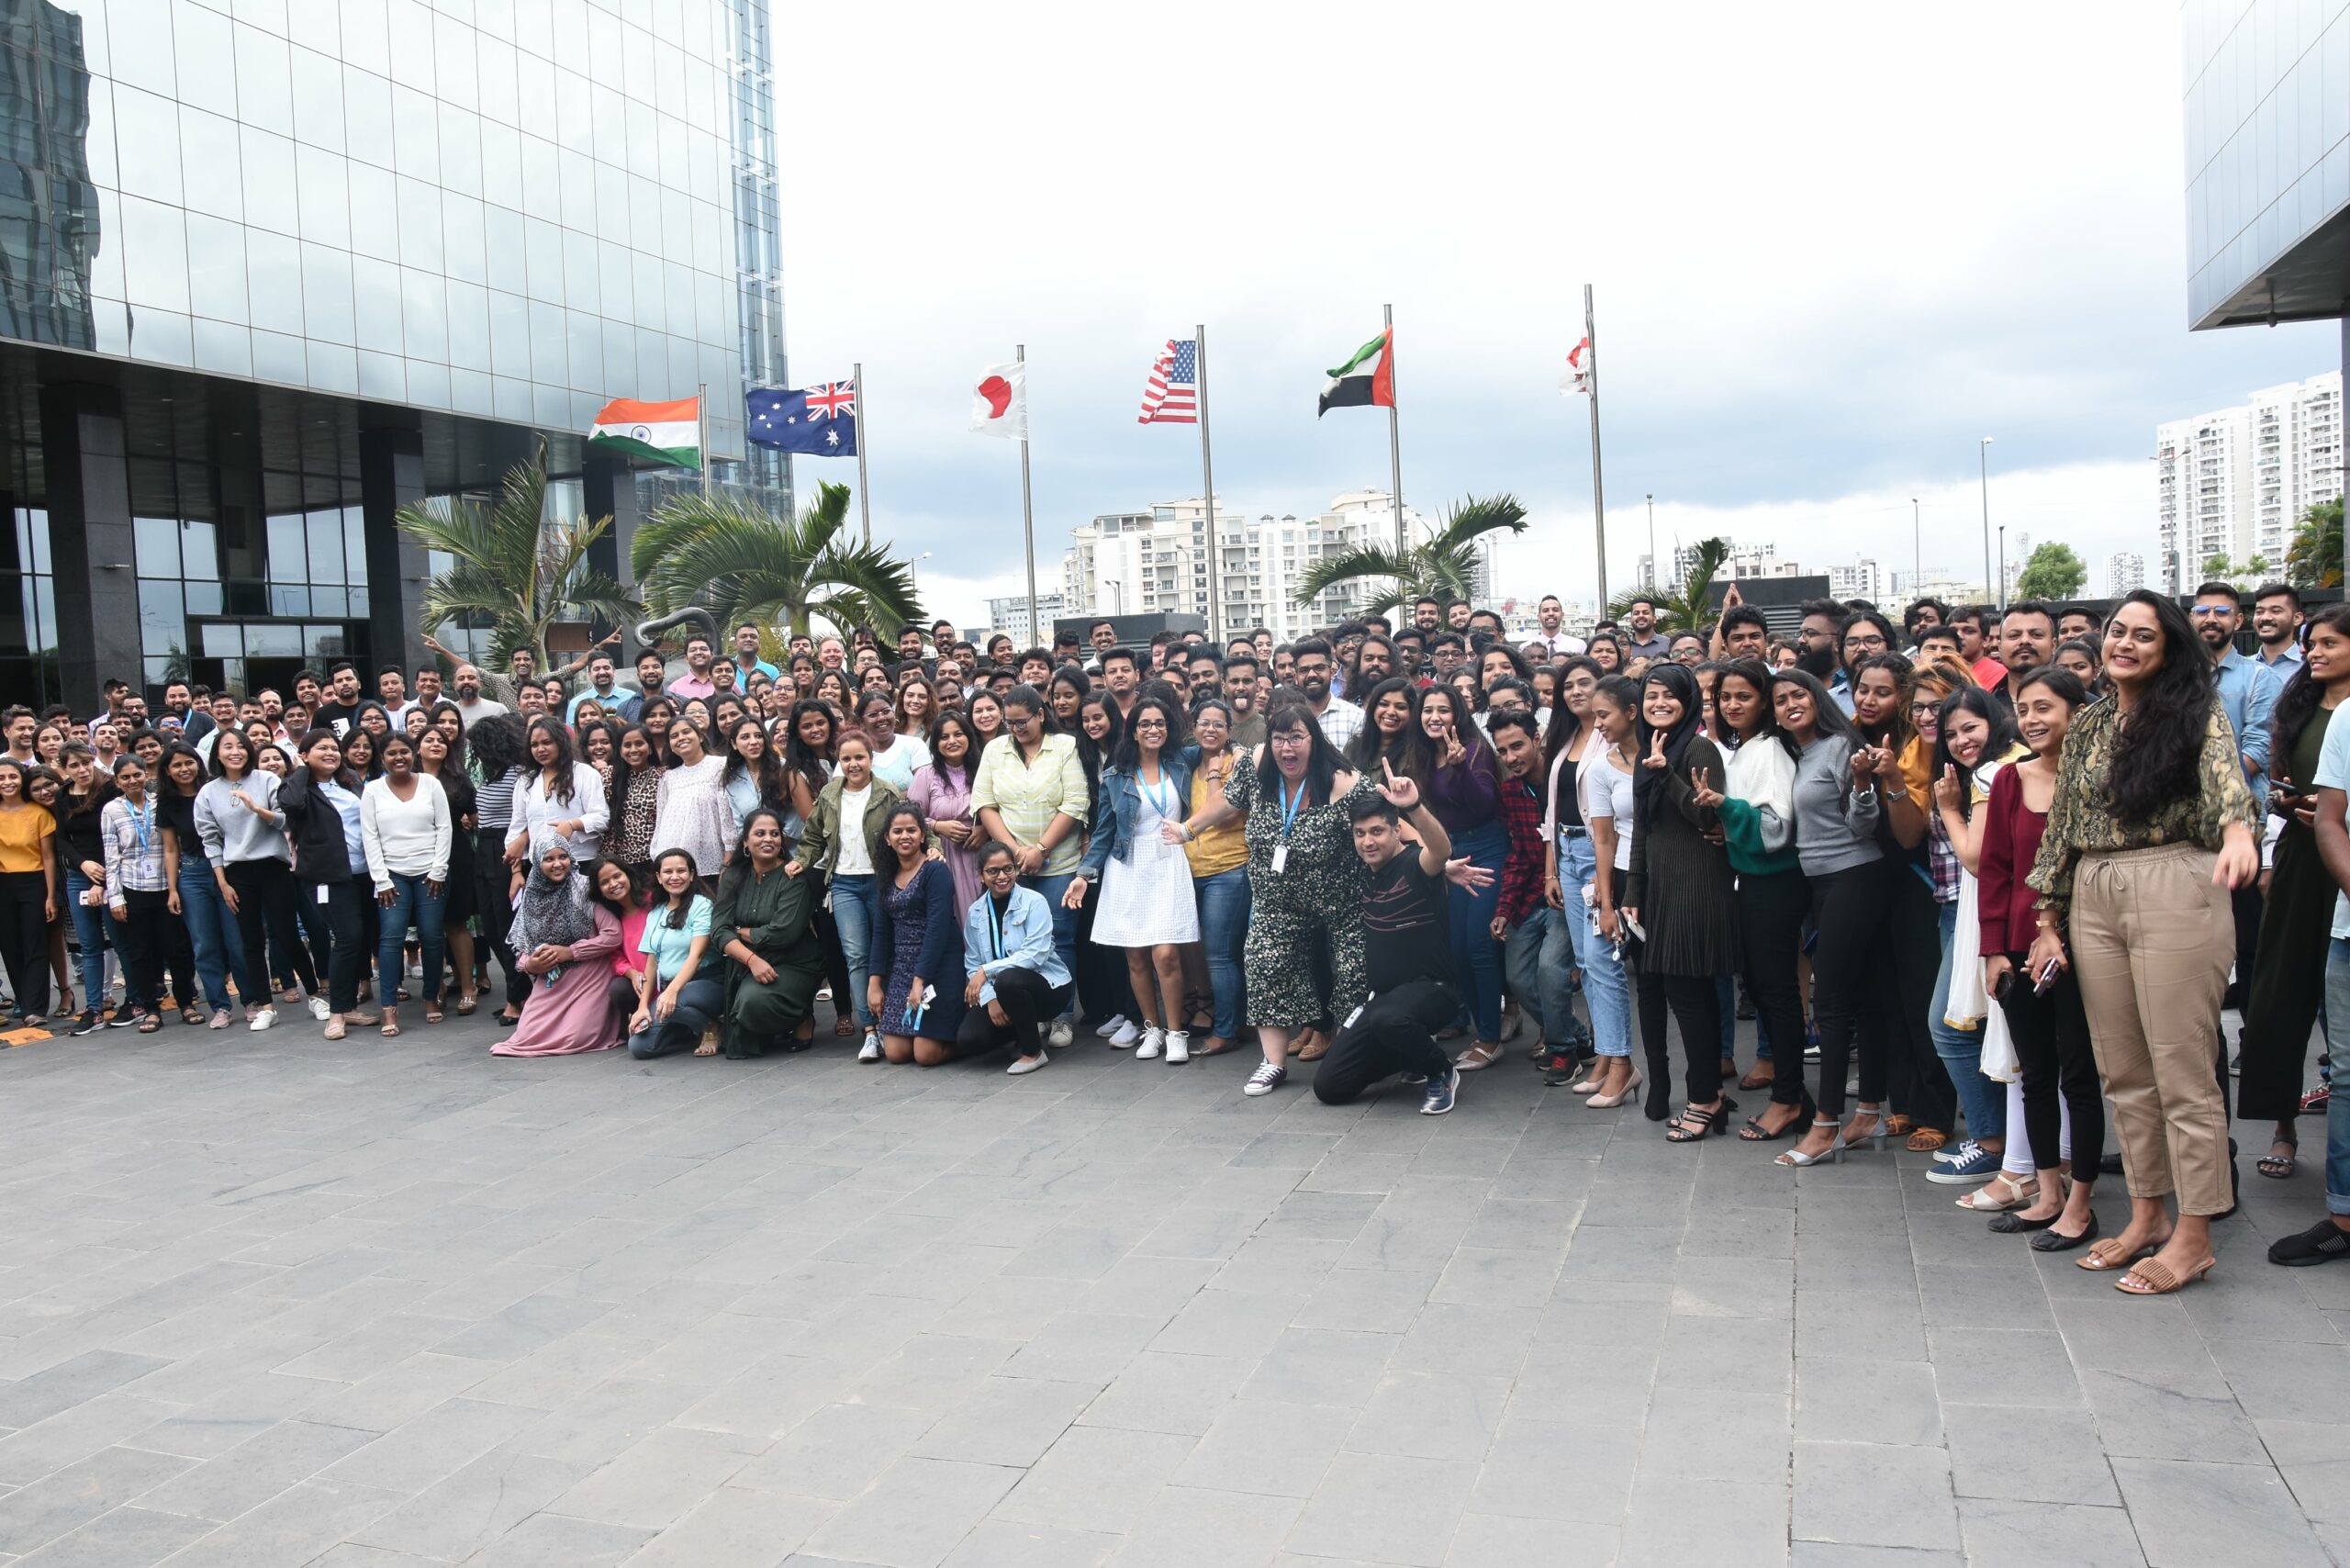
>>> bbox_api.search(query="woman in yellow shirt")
[1177,700,1250,1057]
[0,757,59,1025]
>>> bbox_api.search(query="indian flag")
[586,396,701,469]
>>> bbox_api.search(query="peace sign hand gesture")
[1642,730,1670,771]
[1689,766,1725,811]
[1376,758,1420,812]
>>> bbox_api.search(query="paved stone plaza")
[0,1012,2344,1568]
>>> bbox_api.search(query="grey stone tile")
[2208,1338,2350,1425]
[0,1353,171,1431]
[1468,1414,1635,1525]
[1789,1546,1960,1568]
[464,1513,654,1568]
[1639,1384,1791,1484]
[544,1427,749,1531]
[1926,1327,2082,1408]
[348,1449,592,1562]
[2110,1455,2332,1568]
[139,1479,403,1568]
[993,1427,1196,1537]
[1444,1511,1619,1568]
[1790,1439,1960,1551]
[1101,1484,1300,1568]
[1282,1452,1476,1567]
[619,1485,836,1568]
[1340,1371,1507,1463]
[913,1377,1102,1470]
[1942,1405,2121,1506]
[1795,1357,1942,1448]
[1794,1290,1927,1362]
[0,1395,184,1487]
[1429,1248,1561,1310]
[0,1445,192,1556]
[939,1519,1118,1568]
[1672,1254,1795,1318]
[998,1314,1160,1386]
[2077,1366,2268,1464]
[853,1335,1022,1418]
[316,1396,539,1495]
[801,1455,1019,1567]
[1234,1329,1395,1410]
[1147,1289,1304,1360]
[2261,1417,2350,1524]
[1296,1267,1438,1334]
[1955,1497,2146,1567]
[1656,1314,1791,1393]
[1617,1474,1788,1568]
[1460,1199,1581,1254]
[6,1505,216,1568]
[1078,1353,1254,1438]
[1172,1398,1351,1500]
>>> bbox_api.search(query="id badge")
[316,884,330,905]
[1270,844,1288,875]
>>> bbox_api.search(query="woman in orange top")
[0,756,59,1025]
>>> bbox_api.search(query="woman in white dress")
[1066,695,1201,1063]
[504,716,609,868]
[652,720,734,879]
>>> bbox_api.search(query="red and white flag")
[1560,337,1593,397]
[971,362,1027,439]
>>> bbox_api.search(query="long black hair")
[1770,668,1860,745]
[1849,651,1917,756]
[1074,690,1119,801]
[1931,686,2020,821]
[1253,700,1348,808]
[1110,694,1186,774]
[468,712,530,785]
[524,715,577,803]
[878,800,929,868]
[923,710,979,791]
[1632,662,1704,830]
[2105,589,2219,826]
[1541,655,1606,772]
[1715,657,1799,760]
[2274,603,2350,778]
[1345,676,1435,789]
[781,699,836,795]
[723,713,788,807]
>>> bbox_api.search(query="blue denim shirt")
[963,884,1070,1002]
[1077,746,1199,880]
[2212,647,2281,811]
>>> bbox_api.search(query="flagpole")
[1195,324,1221,643]
[697,382,711,498]
[853,360,871,543]
[1583,285,1608,608]
[1383,302,1404,554]
[1016,343,1039,644]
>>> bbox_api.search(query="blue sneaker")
[1420,1065,1459,1115]
[1925,1139,1999,1184]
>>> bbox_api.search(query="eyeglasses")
[2188,605,2236,618]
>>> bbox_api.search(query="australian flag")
[747,381,858,455]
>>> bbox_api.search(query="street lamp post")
[1997,526,2007,610]
[1645,494,1655,588]
[1978,437,1994,608]
[1910,498,1919,590]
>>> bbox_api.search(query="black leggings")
[0,869,49,1015]
[224,858,315,1002]
[1638,969,1726,1115]
[1808,858,1898,1120]
[1738,868,1812,1108]
[297,878,366,1014]
[114,888,172,1014]
[1997,953,2104,1179]
[1313,980,1457,1103]
[1883,869,1956,1133]
[474,829,527,1012]
[955,966,1069,1059]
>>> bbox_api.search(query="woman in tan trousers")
[2028,591,2259,1296]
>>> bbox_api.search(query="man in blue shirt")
[2254,583,2307,678]
[732,623,781,682]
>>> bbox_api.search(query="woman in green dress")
[711,807,823,1057]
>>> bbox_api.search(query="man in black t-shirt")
[1314,762,1468,1114]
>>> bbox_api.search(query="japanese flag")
[1560,337,1593,397]
[971,362,1027,439]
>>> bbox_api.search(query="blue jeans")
[631,974,727,1058]
[1021,869,1079,1022]
[830,872,881,1028]
[2325,940,2350,1214]
[62,867,121,1008]
[1930,898,2005,1141]
[1446,819,1506,1041]
[175,861,237,1013]
[1194,865,1250,1039]
[375,873,448,1012]
[1504,906,1587,1053]
[1561,834,1631,1058]
[1716,975,1738,1060]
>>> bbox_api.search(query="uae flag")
[1317,327,1395,417]
[586,396,701,469]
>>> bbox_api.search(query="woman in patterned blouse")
[2027,591,2259,1297]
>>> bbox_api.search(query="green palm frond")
[634,481,922,637]
[1288,492,1530,611]
[1604,535,1731,633]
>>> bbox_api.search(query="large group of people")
[6,574,2347,1295]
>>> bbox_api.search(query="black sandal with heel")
[1665,1099,1737,1143]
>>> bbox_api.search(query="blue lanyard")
[125,799,152,857]
[1278,778,1307,839]
[1138,769,1171,820]
[986,896,1008,961]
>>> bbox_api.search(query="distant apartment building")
[982,592,1067,646]
[2156,373,2344,591]
[1828,557,1886,604]
[2105,552,2146,596]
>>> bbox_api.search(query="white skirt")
[1093,825,1199,946]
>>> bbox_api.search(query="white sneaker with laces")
[1164,1031,1190,1064]
[1107,1019,1139,1047]
[307,995,331,1022]
[1047,1021,1074,1050]
[1244,1061,1287,1097]
[1093,1014,1127,1038]
[857,1032,882,1063]
[248,1006,276,1033]
[1136,1025,1164,1060]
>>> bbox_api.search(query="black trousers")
[955,966,1069,1058]
[2224,877,2264,1015]
[114,887,172,1013]
[0,869,49,1015]
[224,857,315,1001]
[1638,969,1727,1114]
[474,829,528,1011]
[1882,869,1956,1133]
[1808,859,1899,1120]
[1737,868,1812,1108]
[1314,980,1459,1103]
[297,878,366,1014]
[2238,822,2329,1121]
[1996,951,2104,1178]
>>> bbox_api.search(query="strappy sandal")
[455,994,478,1016]
[138,1014,162,1033]
[1665,1102,1731,1142]
[380,1017,401,1036]
[423,1005,443,1025]
[2258,1135,2299,1180]
[1454,1042,1505,1072]
[181,1006,205,1026]
[1740,1100,1811,1141]
[1884,1114,1916,1138]
[2076,1237,2161,1272]
[2116,1256,2215,1295]
[1955,1171,2037,1213]
[1906,1127,1948,1155]
[834,1016,856,1036]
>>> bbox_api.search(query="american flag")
[1137,339,1198,424]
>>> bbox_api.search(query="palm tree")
[631,479,922,638]
[396,444,635,668]
[1606,536,1729,633]
[1289,494,1529,614]
[2288,498,2344,589]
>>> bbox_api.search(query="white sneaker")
[247,1006,276,1033]
[1136,1025,1164,1060]
[1107,1019,1139,1047]
[1047,1021,1074,1050]
[857,1032,882,1063]
[307,994,331,1022]
[1093,1014,1127,1038]
[1006,1051,1048,1075]
[1164,1031,1190,1064]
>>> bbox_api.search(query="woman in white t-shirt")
[1577,675,1642,1108]
[789,734,914,1062]
[652,721,734,879]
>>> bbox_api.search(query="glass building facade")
[0,0,786,708]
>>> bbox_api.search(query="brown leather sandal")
[1906,1127,1949,1154]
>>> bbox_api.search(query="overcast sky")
[775,1,2341,631]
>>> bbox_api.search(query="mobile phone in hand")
[2032,958,2061,995]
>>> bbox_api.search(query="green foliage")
[2014,541,2087,601]
[632,480,923,639]
[2288,498,2344,590]
[1605,536,1729,633]
[1289,494,1530,613]
[397,443,635,668]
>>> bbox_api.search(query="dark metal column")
[359,426,430,676]
[39,380,139,711]
[582,449,642,655]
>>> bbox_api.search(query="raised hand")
[1643,730,1669,771]
[1376,757,1420,812]
[1851,745,1880,787]
[1932,764,1962,813]
[1444,857,1494,892]
[1689,766,1724,810]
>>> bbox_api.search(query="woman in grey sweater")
[1774,670,1903,1168]
[194,727,317,1033]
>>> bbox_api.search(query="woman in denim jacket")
[1065,695,1201,1062]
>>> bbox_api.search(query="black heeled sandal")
[1665,1101,1734,1143]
